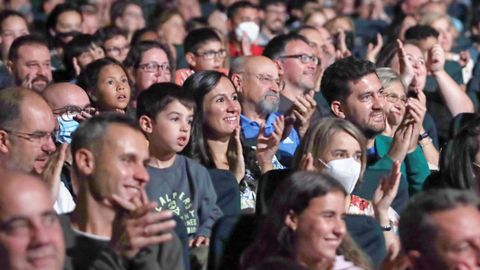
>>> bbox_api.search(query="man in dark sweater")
[65,113,184,270]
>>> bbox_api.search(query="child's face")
[150,100,194,154]
[189,41,226,71]
[96,64,131,111]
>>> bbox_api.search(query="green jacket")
[370,135,431,195]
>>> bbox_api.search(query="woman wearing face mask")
[46,3,83,71]
[242,171,370,270]
[294,118,401,256]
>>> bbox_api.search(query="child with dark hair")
[136,82,223,266]
[175,27,228,84]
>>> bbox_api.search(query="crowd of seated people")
[1,0,480,269]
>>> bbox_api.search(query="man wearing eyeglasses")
[41,83,94,212]
[230,55,300,165]
[0,87,75,215]
[263,33,320,139]
[0,171,65,270]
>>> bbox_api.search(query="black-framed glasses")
[384,93,407,104]
[52,105,96,121]
[3,129,57,144]
[242,72,285,90]
[137,62,171,73]
[194,49,227,60]
[278,54,319,65]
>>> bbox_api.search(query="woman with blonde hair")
[294,117,401,256]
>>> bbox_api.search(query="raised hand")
[256,115,284,173]
[298,152,316,171]
[387,120,415,163]
[335,29,351,59]
[396,39,414,87]
[291,91,317,138]
[108,191,176,259]
[372,160,401,220]
[228,127,246,182]
[405,90,426,151]
[240,32,253,56]
[427,44,445,74]
[366,33,384,63]
[42,143,68,202]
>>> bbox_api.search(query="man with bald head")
[0,87,75,214]
[0,87,57,175]
[42,82,93,144]
[230,55,300,164]
[0,171,65,270]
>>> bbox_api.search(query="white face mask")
[235,21,260,43]
[320,157,361,194]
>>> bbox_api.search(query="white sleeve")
[53,181,76,214]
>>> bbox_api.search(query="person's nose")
[372,93,385,110]
[226,98,240,113]
[333,217,346,237]
[134,163,149,185]
[42,135,57,154]
[180,119,190,132]
[30,221,52,246]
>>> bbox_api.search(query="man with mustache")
[230,55,299,163]
[6,35,52,93]
[321,56,430,209]
[0,171,65,270]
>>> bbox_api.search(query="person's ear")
[0,129,10,154]
[273,60,284,76]
[185,52,197,68]
[74,148,95,175]
[73,57,81,76]
[331,100,346,118]
[284,210,298,231]
[230,73,243,93]
[139,115,153,134]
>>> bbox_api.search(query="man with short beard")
[321,56,430,207]
[6,35,52,93]
[257,0,288,46]
[263,33,320,139]
[230,56,300,163]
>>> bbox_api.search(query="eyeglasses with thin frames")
[241,72,285,90]
[137,62,171,73]
[2,129,57,144]
[278,54,319,65]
